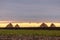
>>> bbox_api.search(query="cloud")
[0,0,60,22]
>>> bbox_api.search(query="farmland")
[0,29,60,36]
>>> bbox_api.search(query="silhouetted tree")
[15,24,20,28]
[5,23,14,28]
[50,23,56,27]
[40,23,48,27]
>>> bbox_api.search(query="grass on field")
[0,29,60,36]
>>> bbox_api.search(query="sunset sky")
[0,0,60,27]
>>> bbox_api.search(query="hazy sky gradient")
[0,0,60,22]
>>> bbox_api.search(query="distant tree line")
[40,23,56,27]
[5,23,20,29]
[4,23,56,29]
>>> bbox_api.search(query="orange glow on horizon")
[0,21,60,27]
